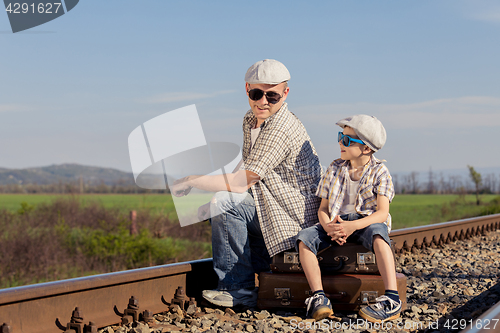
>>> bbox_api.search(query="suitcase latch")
[284,252,302,271]
[360,291,378,304]
[274,288,291,306]
[356,252,375,271]
[284,252,299,264]
[333,255,349,262]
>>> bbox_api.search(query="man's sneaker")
[359,295,402,323]
[202,287,258,307]
[201,289,220,298]
[304,293,333,321]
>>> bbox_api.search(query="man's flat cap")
[245,59,291,85]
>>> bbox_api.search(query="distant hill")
[0,164,135,186]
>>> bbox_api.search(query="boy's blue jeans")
[295,213,391,254]
[209,191,271,291]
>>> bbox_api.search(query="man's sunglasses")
[247,88,284,104]
[338,132,365,147]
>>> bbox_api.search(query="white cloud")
[141,90,236,104]
[297,96,500,129]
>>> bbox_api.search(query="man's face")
[246,82,289,126]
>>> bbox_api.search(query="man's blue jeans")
[209,191,271,291]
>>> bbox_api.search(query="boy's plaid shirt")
[242,103,322,257]
[316,155,395,232]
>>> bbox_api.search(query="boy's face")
[339,127,367,161]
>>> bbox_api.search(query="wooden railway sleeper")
[113,296,152,325]
[55,307,97,333]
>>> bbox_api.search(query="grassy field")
[0,193,212,221]
[1,193,498,288]
[0,193,175,212]
[390,194,498,228]
[1,193,498,229]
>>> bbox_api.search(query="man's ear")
[281,86,290,101]
[245,82,250,96]
[363,145,374,155]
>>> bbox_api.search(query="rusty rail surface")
[1,214,499,333]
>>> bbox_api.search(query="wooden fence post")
[130,210,137,236]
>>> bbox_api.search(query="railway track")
[1,213,499,333]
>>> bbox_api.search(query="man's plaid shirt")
[242,103,322,257]
[316,155,395,232]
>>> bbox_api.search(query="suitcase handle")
[325,292,347,300]
[307,290,347,300]
[318,255,349,272]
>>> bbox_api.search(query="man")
[171,59,322,307]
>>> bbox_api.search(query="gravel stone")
[186,304,197,315]
[201,319,213,329]
[245,324,255,332]
[225,308,236,316]
[254,310,271,320]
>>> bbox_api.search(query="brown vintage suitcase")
[270,243,381,274]
[257,272,406,311]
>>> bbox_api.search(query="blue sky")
[1,0,500,174]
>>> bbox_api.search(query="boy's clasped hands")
[323,215,358,245]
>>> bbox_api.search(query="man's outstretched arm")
[171,169,260,197]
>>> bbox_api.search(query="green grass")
[1,193,498,229]
[0,194,66,211]
[0,193,213,220]
[390,194,498,229]
[0,193,175,211]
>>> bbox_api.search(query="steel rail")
[1,214,499,333]
[389,213,500,253]
[0,259,217,333]
[459,300,500,333]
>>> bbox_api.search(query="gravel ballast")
[99,230,500,333]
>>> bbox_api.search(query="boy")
[296,115,401,322]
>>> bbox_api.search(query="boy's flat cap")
[336,115,387,152]
[245,59,291,84]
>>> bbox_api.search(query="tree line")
[393,166,497,196]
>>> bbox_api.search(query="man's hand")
[171,176,193,197]
[197,202,211,221]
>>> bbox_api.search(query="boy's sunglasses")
[338,132,365,147]
[247,88,284,104]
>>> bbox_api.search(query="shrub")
[0,197,211,288]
